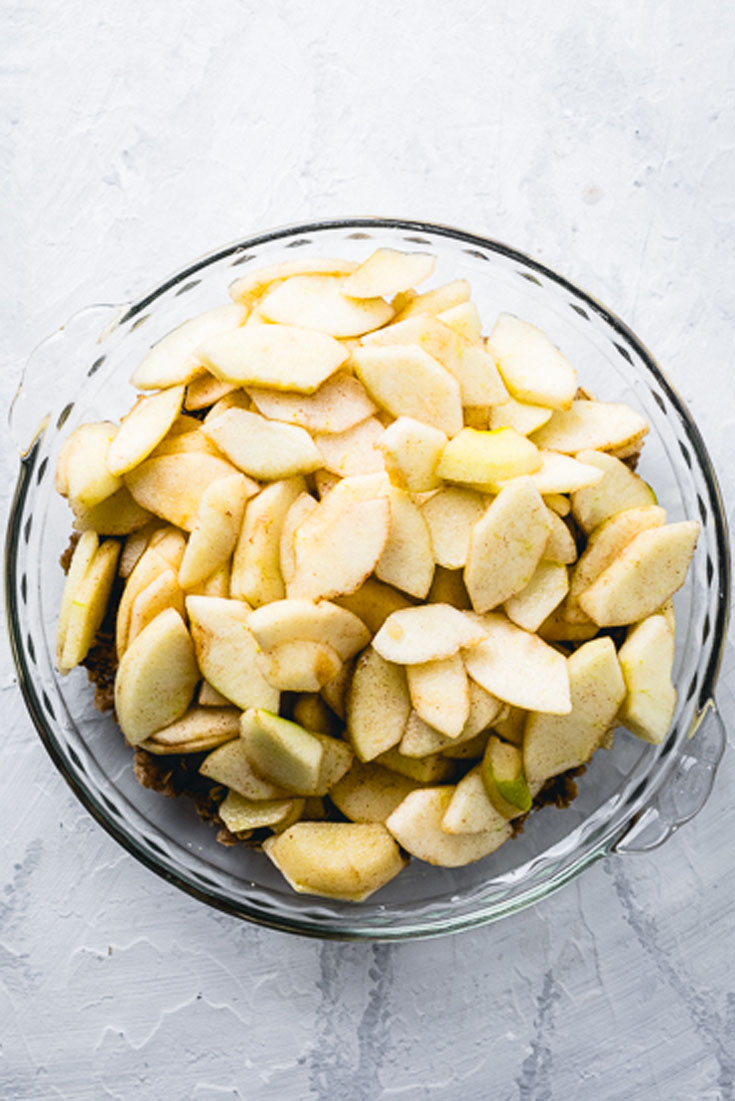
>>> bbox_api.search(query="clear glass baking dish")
[5,218,730,940]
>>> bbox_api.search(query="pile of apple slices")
[55,248,700,902]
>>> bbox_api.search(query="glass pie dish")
[5,218,730,940]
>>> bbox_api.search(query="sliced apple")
[228,257,357,306]
[437,300,482,342]
[571,450,658,533]
[314,415,386,477]
[464,477,551,612]
[119,520,160,578]
[333,577,412,634]
[346,647,411,761]
[240,708,324,794]
[56,530,99,665]
[376,484,435,598]
[198,680,231,707]
[58,539,120,674]
[537,606,600,643]
[385,787,511,866]
[489,398,553,436]
[320,658,354,720]
[545,493,571,516]
[524,636,626,784]
[578,521,699,626]
[116,530,186,656]
[57,421,122,508]
[406,653,470,739]
[531,400,649,454]
[393,279,471,321]
[400,680,503,757]
[71,485,153,536]
[426,566,471,609]
[618,614,677,744]
[203,407,322,481]
[126,567,185,653]
[436,427,541,491]
[330,760,423,823]
[375,748,455,783]
[218,791,304,833]
[256,640,342,692]
[114,608,199,745]
[131,304,247,390]
[342,248,435,298]
[247,598,370,660]
[464,612,571,714]
[441,766,510,834]
[481,736,532,818]
[247,371,376,434]
[263,821,406,901]
[125,452,242,531]
[521,450,605,495]
[352,345,463,436]
[291,693,342,737]
[184,372,239,411]
[504,560,569,633]
[149,426,224,460]
[372,604,487,664]
[187,560,231,598]
[140,706,240,755]
[279,492,319,585]
[378,416,447,492]
[420,487,487,569]
[200,739,289,800]
[107,386,185,476]
[258,274,394,336]
[186,595,280,711]
[487,314,578,410]
[230,477,305,606]
[177,473,251,590]
[198,323,349,393]
[490,706,526,747]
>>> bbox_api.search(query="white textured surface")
[2,2,735,1098]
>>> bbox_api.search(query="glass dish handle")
[612,699,726,854]
[9,304,126,458]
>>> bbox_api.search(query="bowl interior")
[7,219,728,938]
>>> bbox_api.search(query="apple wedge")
[114,608,199,745]
[291,693,342,736]
[464,477,551,612]
[177,473,251,590]
[436,427,541,491]
[125,452,243,531]
[198,323,349,393]
[504,560,569,633]
[119,520,160,579]
[618,614,677,744]
[481,736,532,818]
[140,706,241,755]
[71,485,153,536]
[56,530,99,665]
[571,450,658,533]
[240,709,324,794]
[330,760,423,823]
[258,274,394,336]
[524,636,626,784]
[464,612,571,714]
[333,577,413,634]
[57,421,122,508]
[203,408,322,480]
[578,521,700,626]
[228,257,357,306]
[385,787,511,866]
[352,345,463,436]
[522,450,605,495]
[131,304,247,390]
[115,530,186,655]
[375,748,454,783]
[392,279,471,321]
[437,300,482,342]
[489,398,553,437]
[377,416,447,493]
[372,604,487,664]
[107,385,185,476]
[376,485,435,598]
[184,372,239,412]
[218,791,304,833]
[342,248,436,298]
[441,766,510,835]
[421,487,487,569]
[247,598,370,660]
[256,640,342,692]
[544,511,577,565]
[347,647,411,761]
[200,739,289,800]
[406,653,470,739]
[186,595,280,712]
[247,372,377,434]
[126,567,186,653]
[531,400,649,454]
[314,416,386,477]
[279,492,319,585]
[263,822,406,902]
[487,313,578,410]
[231,477,306,606]
[58,539,120,674]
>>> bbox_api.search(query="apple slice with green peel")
[520,451,604,495]
[56,530,99,664]
[200,739,289,800]
[314,416,386,477]
[199,323,349,392]
[437,300,482,342]
[241,709,324,795]
[107,386,185,476]
[231,477,305,606]
[347,647,411,761]
[421,487,488,569]
[427,566,472,609]
[386,787,511,866]
[436,427,541,490]
[489,397,553,436]
[228,257,358,306]
[464,477,551,612]
[376,484,435,598]
[114,608,199,745]
[487,314,578,410]
[287,481,390,602]
[186,596,280,712]
[352,345,463,436]
[565,505,667,623]
[342,248,435,298]
[57,422,122,508]
[441,766,510,835]
[140,706,241,755]
[263,822,406,902]
[247,372,376,434]
[334,577,413,634]
[203,408,322,481]
[247,599,371,661]
[378,416,447,492]
[125,452,242,531]
[279,493,318,585]
[406,653,470,739]
[531,400,649,454]
[481,736,532,818]
[464,612,571,714]
[71,485,153,536]
[578,521,699,627]
[185,372,238,412]
[372,604,487,664]
[178,473,251,590]
[131,304,248,390]
[375,748,455,783]
[258,274,394,336]
[544,511,577,565]
[618,614,677,744]
[126,568,185,653]
[504,560,569,633]
[256,640,342,693]
[392,279,471,321]
[218,791,304,833]
[330,760,423,823]
[571,450,658,533]
[58,539,120,674]
[524,636,626,784]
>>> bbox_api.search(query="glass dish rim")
[5,216,731,940]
